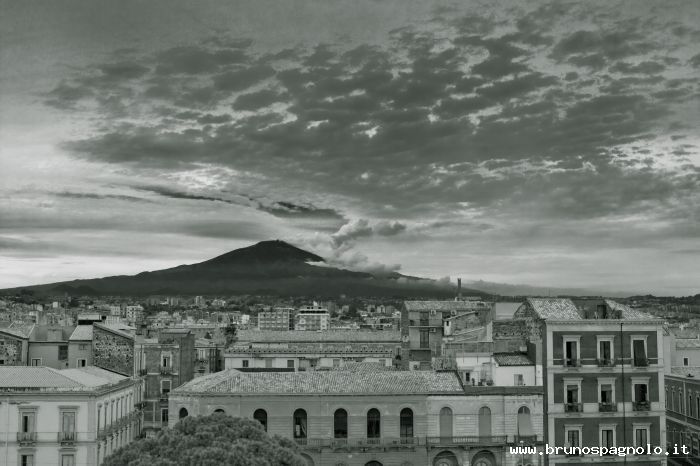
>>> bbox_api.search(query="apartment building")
[665,368,700,465]
[169,369,543,466]
[294,307,330,331]
[0,366,142,466]
[134,329,194,436]
[513,298,666,465]
[257,307,294,331]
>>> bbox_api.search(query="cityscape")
[1,0,699,466]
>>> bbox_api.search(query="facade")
[665,368,700,465]
[134,329,194,435]
[68,325,94,368]
[514,298,667,465]
[295,308,330,331]
[170,369,543,466]
[194,338,223,377]
[257,307,295,331]
[0,366,142,466]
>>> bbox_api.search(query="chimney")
[457,278,462,300]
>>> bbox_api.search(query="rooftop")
[69,325,94,341]
[493,353,533,366]
[522,298,656,321]
[670,366,700,379]
[94,323,134,340]
[236,329,400,343]
[0,322,35,339]
[174,369,463,395]
[676,339,700,349]
[404,301,488,312]
[0,366,128,391]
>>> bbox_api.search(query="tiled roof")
[236,329,400,343]
[174,369,463,395]
[1,323,35,339]
[404,301,487,312]
[670,366,700,379]
[527,298,581,319]
[676,339,700,349]
[494,353,533,366]
[604,300,656,319]
[0,366,126,391]
[329,362,396,372]
[94,323,134,340]
[69,325,94,341]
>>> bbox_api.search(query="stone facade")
[93,324,134,376]
[0,333,24,365]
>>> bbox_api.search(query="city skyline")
[1,0,699,295]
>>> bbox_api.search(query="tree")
[103,415,306,466]
[224,323,238,346]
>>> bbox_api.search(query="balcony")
[426,436,507,446]
[564,403,583,413]
[633,401,651,411]
[58,431,76,445]
[564,358,580,368]
[597,358,615,367]
[514,435,539,445]
[17,432,37,445]
[159,392,169,403]
[294,437,424,450]
[599,402,617,412]
[138,368,148,376]
[159,366,173,375]
[633,357,649,368]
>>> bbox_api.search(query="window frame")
[563,377,583,408]
[597,377,616,405]
[599,423,617,449]
[631,376,650,403]
[632,423,651,448]
[596,336,615,364]
[564,424,582,448]
[630,335,649,366]
[562,336,581,366]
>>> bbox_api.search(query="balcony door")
[478,406,491,437]
[439,407,453,438]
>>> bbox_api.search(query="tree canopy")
[103,414,307,466]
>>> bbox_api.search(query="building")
[295,305,330,331]
[514,298,667,465]
[134,329,195,436]
[169,368,543,466]
[0,366,142,466]
[194,337,223,377]
[402,301,492,370]
[68,325,93,368]
[257,307,295,331]
[665,367,700,465]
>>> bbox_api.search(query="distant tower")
[457,278,462,301]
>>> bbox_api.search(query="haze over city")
[1,0,699,295]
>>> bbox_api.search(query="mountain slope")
[2,240,468,298]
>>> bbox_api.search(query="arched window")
[400,408,413,438]
[478,406,491,437]
[517,406,533,439]
[367,408,381,438]
[178,408,188,419]
[293,409,307,439]
[334,409,348,438]
[439,407,453,438]
[254,409,267,431]
[214,408,225,414]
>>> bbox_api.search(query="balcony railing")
[565,403,583,413]
[597,358,615,367]
[514,435,539,445]
[159,392,170,402]
[633,401,651,411]
[599,402,617,412]
[159,366,173,375]
[58,431,76,444]
[633,357,649,367]
[138,368,148,376]
[294,437,425,449]
[427,436,507,446]
[17,432,37,444]
[564,358,580,367]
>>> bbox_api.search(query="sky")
[1,0,699,295]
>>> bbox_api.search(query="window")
[633,424,650,448]
[334,409,348,438]
[287,359,295,369]
[400,408,413,438]
[30,358,41,366]
[419,330,429,349]
[161,380,171,394]
[478,406,491,437]
[565,425,581,448]
[161,408,169,423]
[517,406,533,437]
[242,360,249,368]
[514,374,524,386]
[439,407,453,438]
[293,409,307,439]
[419,311,429,326]
[597,337,614,365]
[77,359,86,367]
[684,357,690,366]
[61,411,76,440]
[367,408,381,438]
[20,411,35,433]
[179,408,188,419]
[58,345,68,360]
[61,455,75,466]
[600,425,615,449]
[565,379,582,411]
[161,354,171,368]
[254,409,267,431]
[632,378,650,410]
[632,337,648,366]
[563,336,580,366]
[20,454,34,466]
[79,344,87,350]
[0,359,4,365]
[332,359,340,368]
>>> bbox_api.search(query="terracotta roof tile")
[494,353,533,366]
